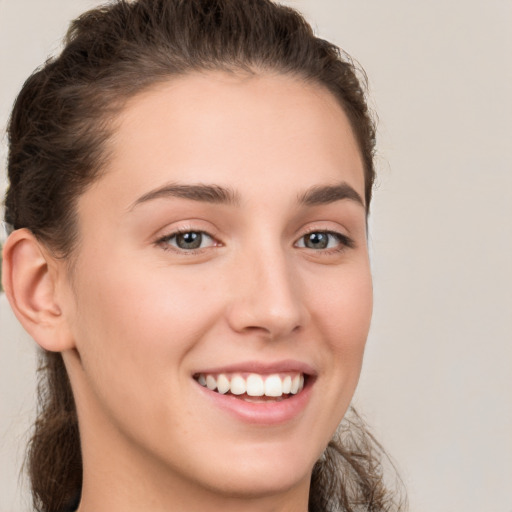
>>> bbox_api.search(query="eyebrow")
[298,182,365,208]
[129,180,364,211]
[129,183,240,210]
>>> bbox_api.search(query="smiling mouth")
[194,372,306,402]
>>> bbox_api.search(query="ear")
[2,228,75,352]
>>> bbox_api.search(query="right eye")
[157,230,217,252]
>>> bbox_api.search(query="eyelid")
[152,223,355,256]
[155,226,222,254]
[294,228,355,251]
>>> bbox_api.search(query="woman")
[2,0,404,511]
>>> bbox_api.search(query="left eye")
[295,231,348,250]
[160,231,215,251]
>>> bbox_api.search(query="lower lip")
[195,377,314,425]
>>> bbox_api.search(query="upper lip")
[193,359,317,376]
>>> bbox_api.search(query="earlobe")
[2,228,75,352]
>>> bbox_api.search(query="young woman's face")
[62,72,372,507]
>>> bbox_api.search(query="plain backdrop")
[1,1,511,511]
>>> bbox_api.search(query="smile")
[194,372,305,401]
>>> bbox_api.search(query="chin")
[208,468,312,500]
[192,442,319,499]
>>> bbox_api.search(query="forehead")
[84,71,365,210]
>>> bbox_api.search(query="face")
[60,72,373,507]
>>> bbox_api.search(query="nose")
[226,244,308,340]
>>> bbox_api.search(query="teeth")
[230,375,246,395]
[217,374,230,394]
[264,375,282,397]
[246,374,264,396]
[290,374,300,394]
[282,375,292,394]
[195,372,306,398]
[206,375,217,390]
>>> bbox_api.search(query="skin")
[4,71,372,512]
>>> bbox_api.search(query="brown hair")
[4,0,404,511]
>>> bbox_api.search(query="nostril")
[238,322,302,341]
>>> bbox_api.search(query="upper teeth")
[196,372,305,397]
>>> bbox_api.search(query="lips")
[192,361,315,424]
[195,372,305,399]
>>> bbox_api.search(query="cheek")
[67,260,220,441]
[297,265,372,450]
[68,254,229,413]
[309,263,372,410]
[73,250,218,345]
[313,264,373,350]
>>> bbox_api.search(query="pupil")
[177,232,202,249]
[306,233,328,249]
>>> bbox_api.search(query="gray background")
[1,1,511,511]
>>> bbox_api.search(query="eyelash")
[155,228,354,255]
[156,228,218,254]
[295,229,355,253]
